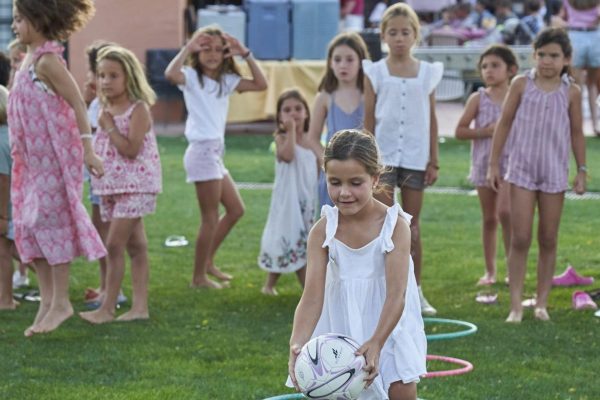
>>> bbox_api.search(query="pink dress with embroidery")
[7,41,107,265]
[91,101,162,198]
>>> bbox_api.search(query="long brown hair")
[187,25,241,96]
[318,32,370,93]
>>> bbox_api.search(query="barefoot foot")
[79,308,116,324]
[534,307,550,321]
[190,279,223,289]
[477,274,496,286]
[0,299,19,310]
[33,304,74,334]
[207,265,233,281]
[261,286,279,296]
[117,310,149,322]
[505,309,523,323]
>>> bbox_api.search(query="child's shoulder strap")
[381,203,412,253]
[320,205,338,248]
[33,41,64,62]
[124,101,144,118]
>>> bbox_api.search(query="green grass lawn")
[1,135,599,400]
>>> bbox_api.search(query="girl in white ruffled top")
[364,3,444,316]
[288,130,426,400]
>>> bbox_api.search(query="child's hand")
[85,151,104,178]
[573,171,586,195]
[186,32,212,53]
[288,343,302,391]
[487,164,500,192]
[356,339,382,387]
[425,162,438,186]
[281,117,296,134]
[99,109,115,131]
[485,123,497,137]
[223,33,249,58]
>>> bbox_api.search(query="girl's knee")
[127,236,148,258]
[483,215,499,230]
[511,233,531,252]
[106,240,127,257]
[538,233,558,251]
[200,211,220,227]
[388,381,417,400]
[228,204,245,222]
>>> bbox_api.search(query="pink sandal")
[572,291,598,310]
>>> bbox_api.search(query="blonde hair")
[186,25,241,96]
[380,3,421,44]
[0,85,8,124]
[7,39,26,54]
[97,45,156,106]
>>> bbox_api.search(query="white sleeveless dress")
[258,145,318,273]
[303,204,427,398]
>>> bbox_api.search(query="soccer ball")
[294,333,367,400]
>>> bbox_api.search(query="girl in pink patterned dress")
[8,0,106,336]
[80,46,161,324]
[456,45,518,287]
[488,28,587,323]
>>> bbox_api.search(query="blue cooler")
[291,0,339,60]
[197,5,246,45]
[246,0,291,60]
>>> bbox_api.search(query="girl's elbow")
[256,80,268,91]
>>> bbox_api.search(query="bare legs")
[506,185,564,322]
[388,380,417,400]
[80,217,150,324]
[192,174,244,288]
[0,236,17,309]
[25,260,73,336]
[476,182,511,285]
[261,267,306,295]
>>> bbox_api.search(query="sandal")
[476,292,498,304]
[164,235,189,247]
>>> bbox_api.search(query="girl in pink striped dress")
[488,28,587,323]
[8,0,106,336]
[456,45,518,287]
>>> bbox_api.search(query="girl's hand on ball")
[356,339,381,387]
[288,343,302,391]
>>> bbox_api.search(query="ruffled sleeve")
[381,203,413,253]
[320,205,338,248]
[33,41,64,61]
[426,61,444,94]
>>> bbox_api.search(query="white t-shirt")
[178,66,241,142]
[364,59,443,170]
[88,97,100,130]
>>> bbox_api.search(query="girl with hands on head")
[287,130,426,400]
[165,26,267,289]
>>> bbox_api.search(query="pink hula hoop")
[423,354,474,378]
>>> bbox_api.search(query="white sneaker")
[12,271,29,289]
[418,286,437,316]
[117,292,128,304]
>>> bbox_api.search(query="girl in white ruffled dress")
[288,129,426,399]
[258,89,319,295]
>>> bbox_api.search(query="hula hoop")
[424,317,477,341]
[262,395,305,400]
[424,354,474,378]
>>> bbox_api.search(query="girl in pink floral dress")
[8,0,105,336]
[80,45,162,325]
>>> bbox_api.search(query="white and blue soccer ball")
[294,333,367,400]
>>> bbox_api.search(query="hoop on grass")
[424,354,474,378]
[424,317,478,341]
[262,395,305,400]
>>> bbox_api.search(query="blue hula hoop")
[262,395,305,400]
[424,317,478,341]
